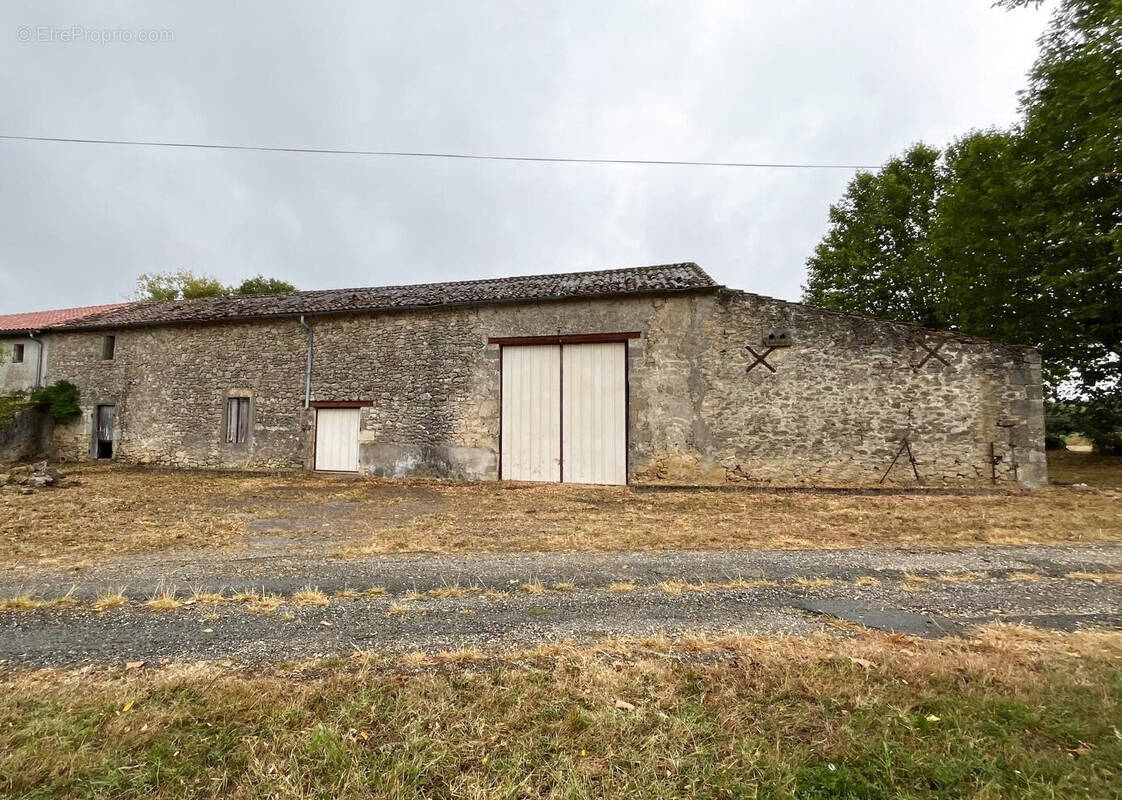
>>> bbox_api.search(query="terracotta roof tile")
[55,263,718,330]
[0,303,134,334]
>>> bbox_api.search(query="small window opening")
[102,335,116,360]
[12,343,24,363]
[225,397,250,444]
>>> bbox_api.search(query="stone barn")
[35,263,1045,486]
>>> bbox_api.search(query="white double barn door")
[501,342,627,485]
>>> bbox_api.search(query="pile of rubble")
[0,460,67,491]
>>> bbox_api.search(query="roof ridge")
[124,262,716,309]
[48,263,718,332]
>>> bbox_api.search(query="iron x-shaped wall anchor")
[914,337,954,369]
[745,345,777,374]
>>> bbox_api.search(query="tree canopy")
[234,275,298,296]
[803,0,1122,451]
[804,145,943,328]
[134,271,296,301]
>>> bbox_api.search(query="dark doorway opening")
[95,404,115,459]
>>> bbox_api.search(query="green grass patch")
[1,630,1121,798]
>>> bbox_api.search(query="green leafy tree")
[235,275,296,295]
[930,130,1051,349]
[135,271,298,301]
[803,144,945,328]
[803,0,1121,450]
[134,270,227,301]
[1012,0,1122,450]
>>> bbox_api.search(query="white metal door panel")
[501,345,561,482]
[315,408,360,472]
[562,342,627,485]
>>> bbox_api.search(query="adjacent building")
[0,304,132,393]
[4,264,1046,486]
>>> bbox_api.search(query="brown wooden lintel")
[487,331,641,346]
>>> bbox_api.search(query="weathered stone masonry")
[44,287,1046,487]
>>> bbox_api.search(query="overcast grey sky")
[0,1,1051,314]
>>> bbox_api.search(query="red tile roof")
[0,303,134,334]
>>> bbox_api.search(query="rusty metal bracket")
[914,337,953,369]
[745,345,777,374]
[879,437,922,483]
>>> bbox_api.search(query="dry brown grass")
[0,464,402,569]
[144,588,182,612]
[0,592,41,611]
[425,585,467,599]
[937,571,988,582]
[724,578,776,589]
[2,454,1120,570]
[333,484,1122,559]
[660,579,699,595]
[1064,571,1122,584]
[431,647,486,664]
[90,588,127,612]
[607,581,638,593]
[246,593,285,613]
[290,586,329,607]
[660,578,774,595]
[477,588,508,600]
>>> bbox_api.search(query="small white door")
[563,342,627,485]
[501,344,561,481]
[315,408,360,472]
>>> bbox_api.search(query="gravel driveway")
[2,543,1120,668]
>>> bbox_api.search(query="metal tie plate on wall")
[745,345,777,374]
[913,337,954,370]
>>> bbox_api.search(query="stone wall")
[48,324,307,469]
[0,405,51,462]
[0,336,44,393]
[45,290,1046,486]
[692,290,1045,486]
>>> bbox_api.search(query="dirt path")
[2,544,1120,667]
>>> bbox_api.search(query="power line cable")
[0,134,879,170]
